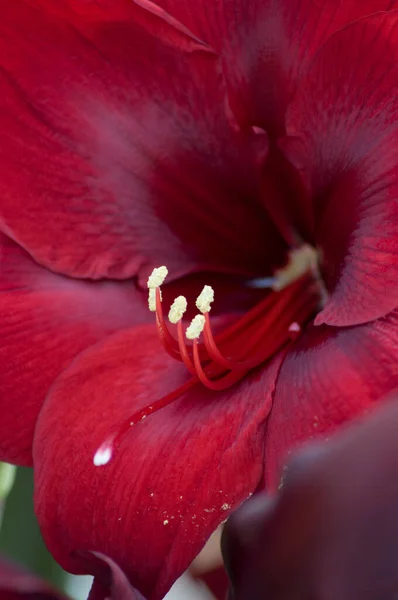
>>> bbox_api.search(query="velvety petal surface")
[27,0,214,54]
[33,326,284,600]
[153,0,398,248]
[283,11,398,325]
[154,0,398,135]
[0,233,149,467]
[265,309,398,489]
[0,1,284,282]
[0,555,69,600]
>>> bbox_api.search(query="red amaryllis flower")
[1,0,398,599]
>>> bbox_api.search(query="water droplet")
[93,442,113,466]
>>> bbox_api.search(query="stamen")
[192,339,246,391]
[94,250,322,466]
[177,321,197,375]
[147,266,168,289]
[154,287,180,358]
[148,288,160,312]
[196,285,214,314]
[168,296,187,324]
[186,315,206,340]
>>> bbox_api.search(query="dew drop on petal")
[93,441,113,466]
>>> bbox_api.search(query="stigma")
[94,248,320,466]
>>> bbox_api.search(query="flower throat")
[94,246,320,467]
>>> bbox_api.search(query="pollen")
[147,266,168,289]
[148,287,162,312]
[186,314,206,340]
[196,285,214,314]
[168,296,187,323]
[273,245,318,291]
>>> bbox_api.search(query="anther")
[186,315,206,340]
[148,287,161,312]
[147,266,168,312]
[147,266,168,289]
[196,285,214,314]
[169,296,188,324]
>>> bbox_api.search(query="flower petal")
[265,309,398,489]
[0,554,69,599]
[33,327,284,599]
[0,233,149,467]
[81,552,146,600]
[0,1,283,282]
[283,11,398,325]
[223,397,398,600]
[154,0,398,135]
[27,0,213,54]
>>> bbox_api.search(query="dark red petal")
[154,0,398,136]
[222,396,398,600]
[0,233,149,467]
[81,552,146,600]
[0,1,284,282]
[0,555,69,599]
[265,309,398,489]
[33,327,284,600]
[283,11,398,326]
[27,0,214,54]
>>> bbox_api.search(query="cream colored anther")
[196,285,214,314]
[147,266,168,289]
[186,315,206,340]
[168,296,188,324]
[148,288,162,312]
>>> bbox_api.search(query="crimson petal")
[33,327,284,599]
[0,233,148,466]
[283,11,398,325]
[265,309,398,489]
[0,1,283,282]
[153,0,398,136]
[26,0,214,54]
[152,0,398,248]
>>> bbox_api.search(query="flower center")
[94,246,321,466]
